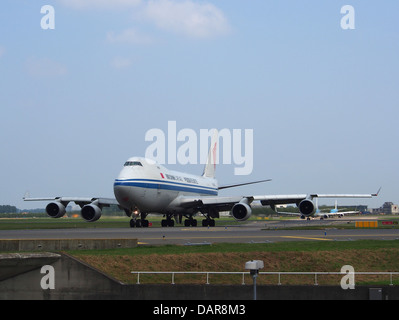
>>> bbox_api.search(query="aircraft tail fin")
[202,129,218,178]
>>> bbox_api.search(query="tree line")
[0,205,18,213]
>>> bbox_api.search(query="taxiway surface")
[0,219,398,246]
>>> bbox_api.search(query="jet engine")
[81,203,102,222]
[298,199,316,216]
[46,202,66,218]
[231,199,252,221]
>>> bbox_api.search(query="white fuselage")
[113,157,218,214]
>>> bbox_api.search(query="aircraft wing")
[23,196,121,222]
[23,196,119,207]
[255,191,379,205]
[174,189,379,220]
[173,195,245,212]
[176,192,378,209]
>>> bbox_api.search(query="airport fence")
[131,271,399,286]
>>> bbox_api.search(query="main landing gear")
[162,214,216,228]
[183,217,216,227]
[161,217,174,227]
[201,218,215,227]
[127,210,217,228]
[184,218,197,227]
[130,218,149,228]
[129,216,216,228]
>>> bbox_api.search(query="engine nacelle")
[46,202,66,218]
[231,200,252,221]
[298,199,316,216]
[81,203,102,222]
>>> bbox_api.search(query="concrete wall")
[1,253,398,300]
[0,253,123,299]
[0,252,61,281]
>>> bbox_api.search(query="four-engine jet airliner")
[24,131,379,227]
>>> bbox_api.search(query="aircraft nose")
[114,183,130,205]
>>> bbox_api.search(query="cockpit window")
[124,161,143,167]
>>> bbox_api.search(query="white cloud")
[142,0,230,38]
[59,0,231,40]
[58,0,142,10]
[110,56,132,69]
[26,58,67,77]
[106,28,153,45]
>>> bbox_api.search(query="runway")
[0,219,398,246]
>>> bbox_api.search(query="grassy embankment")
[68,240,399,286]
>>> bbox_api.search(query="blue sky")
[1,0,398,209]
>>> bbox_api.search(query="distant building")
[370,208,381,214]
[355,205,368,213]
[381,202,399,215]
[369,202,399,215]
